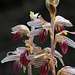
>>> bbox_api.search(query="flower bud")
[46,0,59,10]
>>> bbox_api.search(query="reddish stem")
[51,16,56,75]
[28,65,32,75]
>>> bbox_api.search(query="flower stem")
[28,65,32,75]
[51,16,56,75]
[51,16,55,56]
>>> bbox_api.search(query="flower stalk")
[28,65,32,75]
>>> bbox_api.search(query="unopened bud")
[46,0,59,10]
[49,3,56,17]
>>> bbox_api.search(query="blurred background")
[0,0,75,75]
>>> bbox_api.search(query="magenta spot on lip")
[13,61,22,75]
[39,29,48,44]
[59,42,68,54]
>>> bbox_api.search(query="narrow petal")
[62,36,75,48]
[12,47,27,55]
[43,23,51,30]
[54,50,65,66]
[56,15,73,27]
[39,29,48,43]
[30,16,39,21]
[13,61,22,75]
[27,29,42,36]
[1,55,20,63]
[27,21,45,28]
[27,53,47,60]
[30,11,39,18]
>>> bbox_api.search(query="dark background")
[0,0,75,75]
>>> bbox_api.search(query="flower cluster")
[1,0,75,75]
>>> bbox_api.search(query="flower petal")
[1,55,20,63]
[13,32,23,40]
[27,53,47,60]
[54,50,65,66]
[55,15,73,27]
[27,21,45,28]
[13,61,22,75]
[57,66,75,75]
[59,42,68,54]
[39,61,51,75]
[39,29,48,43]
[62,36,75,48]
[27,29,42,36]
[12,47,27,55]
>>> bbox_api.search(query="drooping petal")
[39,61,51,75]
[59,42,68,54]
[20,53,30,66]
[54,50,64,66]
[55,15,73,27]
[27,29,42,36]
[13,61,22,75]
[1,55,20,63]
[13,32,23,40]
[20,50,31,66]
[55,25,65,33]
[27,21,45,28]
[62,36,75,48]
[39,29,48,43]
[12,25,29,34]
[57,66,75,75]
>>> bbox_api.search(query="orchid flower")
[26,47,64,75]
[57,66,75,75]
[55,30,75,54]
[11,25,29,40]
[27,15,51,43]
[55,15,73,33]
[1,47,31,75]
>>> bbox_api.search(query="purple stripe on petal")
[13,32,23,40]
[13,61,22,75]
[59,42,68,54]
[39,29,48,44]
[39,61,51,75]
[20,50,31,66]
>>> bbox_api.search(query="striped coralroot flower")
[11,25,29,40]
[55,30,75,54]
[57,66,75,75]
